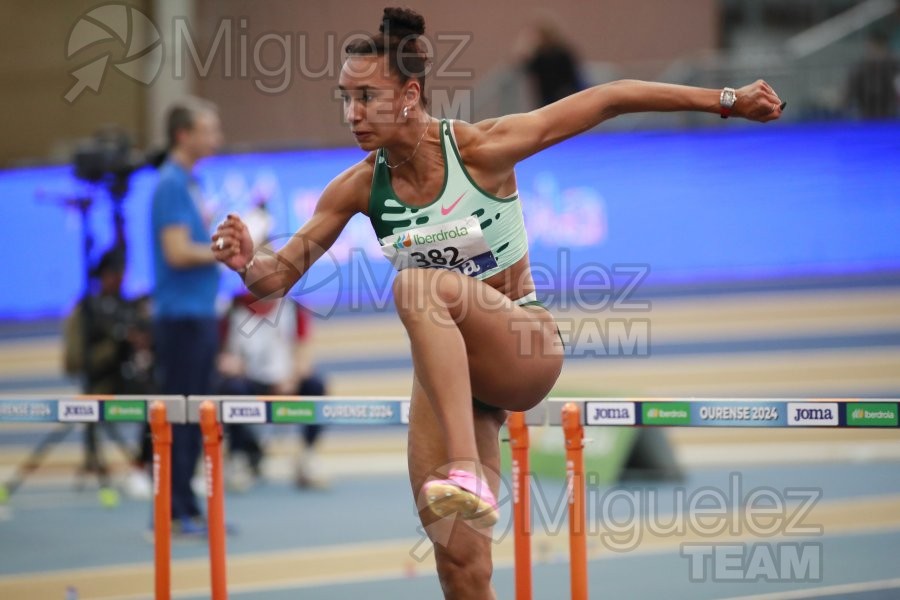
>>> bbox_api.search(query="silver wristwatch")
[719,87,736,119]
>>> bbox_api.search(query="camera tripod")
[0,421,139,507]
[5,173,140,507]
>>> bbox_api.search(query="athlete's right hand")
[211,214,254,273]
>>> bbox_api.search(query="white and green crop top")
[369,119,528,280]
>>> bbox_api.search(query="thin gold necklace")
[385,120,429,169]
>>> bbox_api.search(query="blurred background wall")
[3,0,898,167]
[190,0,718,151]
[1,0,719,163]
[0,0,150,167]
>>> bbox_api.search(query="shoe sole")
[424,482,498,528]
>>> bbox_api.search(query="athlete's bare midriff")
[481,253,535,302]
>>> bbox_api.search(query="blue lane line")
[0,320,63,342]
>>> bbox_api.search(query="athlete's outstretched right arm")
[212,162,369,299]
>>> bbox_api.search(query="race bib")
[380,216,498,277]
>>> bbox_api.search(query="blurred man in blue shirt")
[151,97,223,534]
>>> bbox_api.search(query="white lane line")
[723,577,900,600]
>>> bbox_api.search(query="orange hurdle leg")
[199,401,227,600]
[150,401,171,600]
[562,403,588,600]
[508,411,532,600]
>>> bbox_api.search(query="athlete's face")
[338,55,416,151]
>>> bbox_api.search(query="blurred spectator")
[150,97,224,535]
[845,31,900,119]
[216,291,330,491]
[63,248,155,498]
[513,15,585,107]
[213,200,330,491]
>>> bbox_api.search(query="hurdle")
[186,395,414,600]
[509,396,900,600]
[0,395,186,600]
[2,395,897,599]
[187,395,900,600]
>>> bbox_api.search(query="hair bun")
[380,7,425,37]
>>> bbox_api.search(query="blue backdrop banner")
[3,121,899,319]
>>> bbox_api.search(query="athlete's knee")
[392,268,426,313]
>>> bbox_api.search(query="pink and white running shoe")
[422,469,499,528]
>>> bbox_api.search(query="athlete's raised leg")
[393,267,563,525]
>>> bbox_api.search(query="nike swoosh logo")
[440,193,466,216]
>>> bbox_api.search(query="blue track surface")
[1,463,898,599]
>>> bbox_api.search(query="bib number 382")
[380,216,498,277]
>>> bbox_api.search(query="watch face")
[721,89,736,108]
